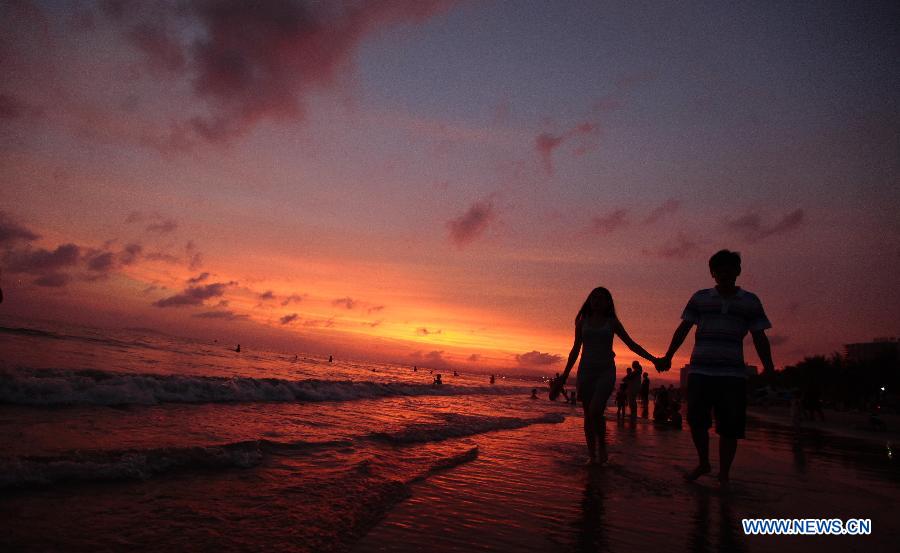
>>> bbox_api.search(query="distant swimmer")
[490,375,495,385]
[292,354,298,362]
[235,344,241,353]
[433,374,443,387]
[530,388,538,400]
[453,371,459,377]
[413,366,418,372]
[328,355,333,363]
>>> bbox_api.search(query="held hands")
[653,355,672,372]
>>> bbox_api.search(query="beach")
[1,320,898,552]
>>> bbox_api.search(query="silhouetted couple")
[550,250,775,485]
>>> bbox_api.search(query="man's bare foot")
[685,463,712,481]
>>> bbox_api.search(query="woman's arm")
[559,323,583,383]
[613,319,658,363]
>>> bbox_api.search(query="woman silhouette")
[550,287,660,464]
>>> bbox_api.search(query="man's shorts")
[686,373,747,439]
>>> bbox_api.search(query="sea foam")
[0,369,531,406]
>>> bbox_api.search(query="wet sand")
[355,408,899,553]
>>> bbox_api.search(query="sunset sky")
[1,0,898,376]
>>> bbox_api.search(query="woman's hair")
[575,286,616,325]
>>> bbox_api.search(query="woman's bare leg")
[582,401,596,462]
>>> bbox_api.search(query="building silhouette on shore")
[845,338,899,365]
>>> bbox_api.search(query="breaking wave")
[0,369,531,407]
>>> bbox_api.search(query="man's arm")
[660,320,694,371]
[751,330,775,374]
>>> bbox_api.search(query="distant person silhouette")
[531,388,539,399]
[670,402,683,429]
[615,381,627,418]
[657,249,775,484]
[328,355,333,363]
[627,362,642,418]
[640,373,651,418]
[433,374,442,387]
[490,374,495,384]
[550,287,662,465]
[235,344,241,353]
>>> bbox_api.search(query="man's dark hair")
[709,249,741,271]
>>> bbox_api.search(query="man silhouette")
[657,250,774,484]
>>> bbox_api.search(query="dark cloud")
[515,350,563,367]
[364,320,382,328]
[5,243,81,274]
[303,317,335,328]
[146,218,177,234]
[367,304,385,314]
[590,209,629,234]
[410,350,448,368]
[153,281,235,308]
[103,0,454,143]
[127,23,185,74]
[0,212,40,245]
[642,233,699,259]
[185,241,202,270]
[332,297,356,309]
[447,200,495,248]
[643,198,681,225]
[193,310,248,321]
[187,272,210,284]
[33,272,72,287]
[416,327,442,336]
[119,243,143,265]
[726,209,805,242]
[535,122,597,174]
[281,293,304,306]
[126,211,178,234]
[144,251,181,264]
[259,290,276,301]
[279,313,299,325]
[86,251,116,272]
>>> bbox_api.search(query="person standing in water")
[550,287,661,465]
[657,249,774,484]
[640,372,651,418]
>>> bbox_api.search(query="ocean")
[1,318,897,552]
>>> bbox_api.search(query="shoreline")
[747,405,900,445]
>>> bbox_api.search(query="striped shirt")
[682,287,771,378]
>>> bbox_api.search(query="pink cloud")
[280,313,299,325]
[727,209,805,242]
[121,0,457,143]
[332,297,357,309]
[447,200,496,248]
[535,121,599,174]
[643,198,681,225]
[590,209,629,234]
[0,211,40,245]
[153,281,236,308]
[515,350,563,367]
